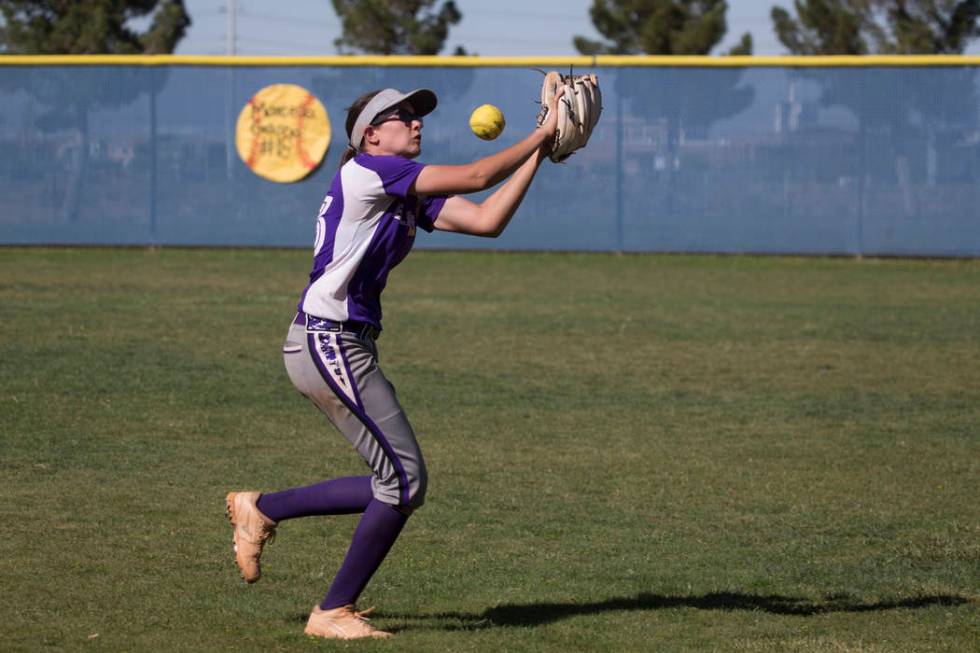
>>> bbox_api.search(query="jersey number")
[313,196,334,255]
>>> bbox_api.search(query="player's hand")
[537,85,565,142]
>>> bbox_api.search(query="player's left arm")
[432,147,546,237]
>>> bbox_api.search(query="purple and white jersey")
[298,153,447,329]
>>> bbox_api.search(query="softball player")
[226,84,563,640]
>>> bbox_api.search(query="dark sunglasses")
[370,107,423,127]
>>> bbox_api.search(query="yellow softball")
[469,104,505,140]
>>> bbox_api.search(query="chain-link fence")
[2,58,978,255]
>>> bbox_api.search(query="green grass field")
[1,248,978,652]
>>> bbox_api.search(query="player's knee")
[406,465,427,511]
[397,491,425,516]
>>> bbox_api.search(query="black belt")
[294,312,380,340]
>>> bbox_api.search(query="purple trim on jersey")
[307,332,411,506]
[419,195,447,233]
[359,154,425,198]
[344,206,404,325]
[297,174,345,313]
[314,174,346,268]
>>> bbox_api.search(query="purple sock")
[320,499,408,610]
[256,476,373,522]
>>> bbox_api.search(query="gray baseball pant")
[282,319,427,511]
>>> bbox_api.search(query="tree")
[573,0,752,56]
[331,0,466,55]
[772,0,980,55]
[0,0,191,54]
[771,0,876,54]
[883,0,980,53]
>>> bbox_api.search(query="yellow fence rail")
[3,54,980,67]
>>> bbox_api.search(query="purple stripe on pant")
[305,332,413,507]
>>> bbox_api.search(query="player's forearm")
[413,127,547,196]
[472,148,545,237]
[473,128,549,188]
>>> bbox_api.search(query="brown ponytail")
[339,89,383,168]
[337,145,358,167]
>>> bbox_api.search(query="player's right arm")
[432,146,546,237]
[411,88,564,196]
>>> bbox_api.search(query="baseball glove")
[537,71,602,163]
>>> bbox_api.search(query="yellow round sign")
[235,84,331,183]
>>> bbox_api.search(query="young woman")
[226,84,564,640]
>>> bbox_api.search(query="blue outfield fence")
[1,58,979,256]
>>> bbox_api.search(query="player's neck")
[363,144,402,158]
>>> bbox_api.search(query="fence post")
[149,83,157,237]
[615,81,624,252]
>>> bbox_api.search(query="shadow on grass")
[386,592,973,631]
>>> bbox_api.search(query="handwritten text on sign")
[235,84,331,183]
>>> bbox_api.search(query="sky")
[174,0,791,57]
